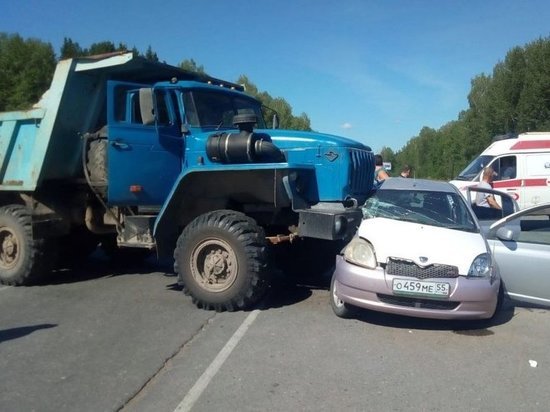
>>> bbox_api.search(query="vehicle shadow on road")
[260,268,332,309]
[344,299,516,333]
[0,324,57,344]
[34,252,174,286]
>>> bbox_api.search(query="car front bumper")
[333,255,500,320]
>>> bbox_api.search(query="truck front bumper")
[297,205,363,240]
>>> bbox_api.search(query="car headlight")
[343,237,377,269]
[468,253,492,278]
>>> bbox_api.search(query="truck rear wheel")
[174,210,270,311]
[0,205,48,285]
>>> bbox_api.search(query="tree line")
[382,37,550,180]
[2,32,550,174]
[0,33,311,131]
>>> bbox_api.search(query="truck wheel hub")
[0,229,18,268]
[191,239,237,292]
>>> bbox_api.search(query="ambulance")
[450,132,550,209]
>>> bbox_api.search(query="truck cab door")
[107,81,183,206]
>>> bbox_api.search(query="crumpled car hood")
[356,217,488,276]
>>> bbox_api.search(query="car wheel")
[330,273,354,318]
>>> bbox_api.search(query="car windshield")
[455,155,494,181]
[183,90,266,129]
[363,189,478,232]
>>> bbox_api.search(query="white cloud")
[341,122,353,130]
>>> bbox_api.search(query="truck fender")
[153,167,292,258]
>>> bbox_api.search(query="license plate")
[392,279,450,297]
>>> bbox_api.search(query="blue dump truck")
[0,52,374,310]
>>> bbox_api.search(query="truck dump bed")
[0,52,240,191]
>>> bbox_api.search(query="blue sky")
[2,0,550,152]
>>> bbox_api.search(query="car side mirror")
[495,225,519,241]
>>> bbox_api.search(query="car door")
[486,203,550,307]
[466,186,519,234]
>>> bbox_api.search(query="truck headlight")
[343,237,377,269]
[468,253,492,278]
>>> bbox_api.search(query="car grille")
[377,294,459,310]
[349,149,374,194]
[386,258,459,279]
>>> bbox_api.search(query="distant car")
[467,187,550,308]
[330,178,501,320]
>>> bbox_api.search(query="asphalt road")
[1,255,549,412]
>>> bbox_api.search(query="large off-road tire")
[174,210,270,311]
[0,205,49,285]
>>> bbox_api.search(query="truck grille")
[349,149,374,194]
[386,258,459,279]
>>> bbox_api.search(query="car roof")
[378,178,458,193]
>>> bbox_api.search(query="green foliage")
[179,58,206,74]
[393,36,550,180]
[0,33,310,132]
[236,75,311,131]
[144,46,159,62]
[0,33,56,111]
[60,38,158,61]
[60,37,83,59]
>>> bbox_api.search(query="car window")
[363,189,477,231]
[486,202,550,243]
[492,155,517,180]
[514,215,550,244]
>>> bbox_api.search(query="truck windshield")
[455,155,494,181]
[183,90,266,129]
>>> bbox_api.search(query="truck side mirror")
[272,113,279,129]
[139,88,155,125]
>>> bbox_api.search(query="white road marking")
[174,309,260,412]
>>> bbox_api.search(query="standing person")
[476,167,501,209]
[399,164,411,178]
[374,154,390,184]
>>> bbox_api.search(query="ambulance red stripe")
[510,140,550,150]
[493,178,549,188]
